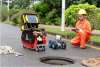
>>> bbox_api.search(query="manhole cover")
[40,56,74,65]
[81,56,100,67]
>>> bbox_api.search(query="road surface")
[0,23,100,67]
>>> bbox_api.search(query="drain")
[40,56,74,65]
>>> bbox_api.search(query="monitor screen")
[26,15,38,23]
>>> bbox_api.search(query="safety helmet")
[78,9,87,15]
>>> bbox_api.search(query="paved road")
[0,23,100,67]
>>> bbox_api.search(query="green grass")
[46,27,75,38]
[46,27,68,36]
[91,35,100,42]
[45,26,100,42]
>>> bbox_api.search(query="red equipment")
[21,13,47,51]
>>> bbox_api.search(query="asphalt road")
[0,23,100,67]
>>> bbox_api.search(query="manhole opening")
[40,56,74,65]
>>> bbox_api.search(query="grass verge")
[44,26,100,43]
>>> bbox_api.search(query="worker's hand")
[72,28,76,31]
[37,32,42,35]
[33,31,42,36]
[33,31,38,36]
[72,28,79,32]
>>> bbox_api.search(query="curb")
[86,45,100,51]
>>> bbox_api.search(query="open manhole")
[40,56,74,65]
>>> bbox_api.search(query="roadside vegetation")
[41,25,100,42]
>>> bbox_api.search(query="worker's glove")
[72,28,79,32]
[78,29,84,33]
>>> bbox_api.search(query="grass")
[44,26,100,42]
[46,27,76,38]
[91,35,100,42]
[46,27,68,36]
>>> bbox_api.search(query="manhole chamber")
[40,56,74,65]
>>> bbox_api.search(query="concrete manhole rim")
[40,56,74,65]
[81,56,100,67]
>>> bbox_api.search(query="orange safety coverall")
[71,19,91,48]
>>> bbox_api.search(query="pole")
[61,0,65,31]
[7,0,10,22]
[0,0,2,22]
[0,0,2,44]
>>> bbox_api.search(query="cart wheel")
[35,47,39,52]
[48,40,52,48]
[23,46,26,49]
[52,42,58,49]
[40,46,45,51]
[43,46,45,51]
[61,42,66,49]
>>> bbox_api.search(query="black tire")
[42,46,45,51]
[23,45,26,49]
[51,42,58,49]
[61,42,66,49]
[37,45,45,52]
[35,47,39,52]
[48,40,52,48]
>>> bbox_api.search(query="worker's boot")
[72,44,80,48]
[80,46,86,49]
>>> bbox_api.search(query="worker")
[71,9,91,49]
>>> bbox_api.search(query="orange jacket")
[75,19,91,35]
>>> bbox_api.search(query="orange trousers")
[71,31,90,48]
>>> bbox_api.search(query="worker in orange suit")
[71,9,91,49]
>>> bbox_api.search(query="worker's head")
[78,9,87,20]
